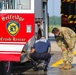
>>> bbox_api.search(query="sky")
[48,0,61,16]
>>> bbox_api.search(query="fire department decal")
[6,20,20,36]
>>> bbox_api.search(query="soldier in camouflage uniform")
[52,27,76,70]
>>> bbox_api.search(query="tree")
[49,16,61,25]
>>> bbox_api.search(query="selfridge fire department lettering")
[0,37,11,41]
[0,13,34,43]
[0,37,26,42]
[2,15,24,21]
[13,37,25,41]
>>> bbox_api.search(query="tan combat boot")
[59,61,66,69]
[64,62,72,70]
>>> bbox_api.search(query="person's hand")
[30,48,35,54]
[67,48,71,52]
[61,47,65,51]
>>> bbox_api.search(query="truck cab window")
[1,0,31,10]
[0,2,3,10]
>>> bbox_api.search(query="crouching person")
[30,36,51,71]
[52,27,76,70]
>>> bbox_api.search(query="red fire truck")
[0,0,35,75]
[0,0,49,75]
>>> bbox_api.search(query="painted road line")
[51,51,76,67]
[51,59,63,67]
[73,51,76,55]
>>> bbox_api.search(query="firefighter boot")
[64,62,72,70]
[59,61,67,69]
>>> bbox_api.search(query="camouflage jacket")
[55,27,76,49]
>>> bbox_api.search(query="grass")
[49,25,61,32]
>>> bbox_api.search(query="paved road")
[11,41,76,75]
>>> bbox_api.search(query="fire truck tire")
[1,61,12,75]
[0,62,3,75]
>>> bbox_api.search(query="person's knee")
[47,53,51,58]
[44,53,51,60]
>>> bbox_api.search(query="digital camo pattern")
[55,27,76,50]
[62,50,73,63]
[55,27,76,62]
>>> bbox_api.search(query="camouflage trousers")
[62,50,73,63]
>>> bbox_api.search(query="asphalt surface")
[11,40,76,75]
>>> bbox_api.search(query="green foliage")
[49,16,61,25]
[48,16,61,32]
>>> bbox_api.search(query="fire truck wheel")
[1,61,12,75]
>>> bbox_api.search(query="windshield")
[0,0,31,10]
